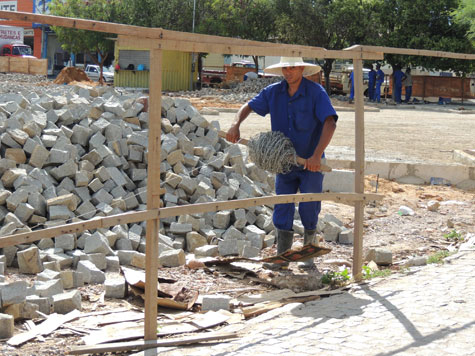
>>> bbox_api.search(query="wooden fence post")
[144,48,162,340]
[352,58,365,281]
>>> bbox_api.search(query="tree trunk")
[390,64,395,101]
[252,55,259,73]
[323,59,334,95]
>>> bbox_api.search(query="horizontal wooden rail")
[0,192,382,249]
[0,11,383,60]
[0,210,158,248]
[117,36,383,60]
[346,44,475,60]
[158,192,382,218]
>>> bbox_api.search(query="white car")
[84,64,114,83]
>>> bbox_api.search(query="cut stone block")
[201,294,231,312]
[105,276,127,299]
[323,221,343,242]
[53,290,82,314]
[159,249,185,267]
[0,313,14,339]
[34,279,64,298]
[55,234,76,251]
[17,246,43,274]
[26,295,54,315]
[218,239,239,257]
[241,244,260,258]
[213,210,231,229]
[365,248,393,266]
[186,232,208,252]
[169,222,192,235]
[106,256,121,272]
[338,229,354,244]
[84,232,114,256]
[194,245,219,257]
[77,260,105,284]
[60,271,84,289]
[0,281,27,307]
[86,253,107,271]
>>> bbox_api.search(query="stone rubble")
[0,81,353,323]
[169,76,283,104]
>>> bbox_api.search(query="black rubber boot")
[263,229,294,270]
[298,229,318,269]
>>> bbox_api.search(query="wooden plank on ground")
[7,310,81,346]
[241,289,344,319]
[82,311,230,345]
[70,332,238,355]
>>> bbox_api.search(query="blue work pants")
[375,82,382,102]
[273,169,324,231]
[368,84,375,101]
[405,86,412,103]
[394,84,402,103]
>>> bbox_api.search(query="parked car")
[84,64,114,83]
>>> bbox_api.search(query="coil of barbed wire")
[247,131,298,174]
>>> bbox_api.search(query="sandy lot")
[202,102,475,165]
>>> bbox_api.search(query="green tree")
[197,0,277,71]
[49,0,126,83]
[453,0,475,46]
[275,0,376,93]
[121,0,195,31]
[373,0,474,76]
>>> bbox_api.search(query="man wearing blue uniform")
[392,66,405,104]
[226,57,338,270]
[368,65,376,102]
[348,70,355,103]
[374,64,385,103]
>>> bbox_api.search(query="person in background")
[392,65,405,104]
[402,67,413,103]
[368,64,376,102]
[348,70,355,104]
[374,63,385,103]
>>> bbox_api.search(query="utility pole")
[41,0,47,59]
[190,0,197,91]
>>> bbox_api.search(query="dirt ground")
[193,97,475,165]
[2,94,475,355]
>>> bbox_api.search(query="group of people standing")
[349,64,413,104]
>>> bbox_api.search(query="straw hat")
[264,57,321,77]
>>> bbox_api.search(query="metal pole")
[192,0,196,33]
[190,0,196,91]
[42,1,46,59]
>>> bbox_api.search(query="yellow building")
[113,44,197,91]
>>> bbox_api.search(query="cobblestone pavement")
[133,248,475,356]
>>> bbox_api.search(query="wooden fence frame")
[0,10,474,350]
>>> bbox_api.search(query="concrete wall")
[326,160,475,191]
